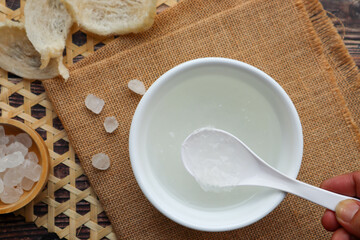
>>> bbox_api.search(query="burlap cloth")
[43,0,360,239]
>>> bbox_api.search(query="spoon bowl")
[182,127,358,211]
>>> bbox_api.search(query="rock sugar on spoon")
[181,127,359,211]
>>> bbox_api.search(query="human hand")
[321,171,360,239]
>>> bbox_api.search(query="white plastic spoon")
[181,128,358,211]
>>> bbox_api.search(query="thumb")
[335,199,360,238]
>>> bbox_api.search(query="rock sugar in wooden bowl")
[0,118,49,214]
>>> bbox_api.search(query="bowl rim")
[0,118,50,214]
[129,57,303,231]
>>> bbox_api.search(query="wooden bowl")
[0,118,50,214]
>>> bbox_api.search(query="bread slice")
[24,0,72,69]
[0,20,69,80]
[62,0,157,36]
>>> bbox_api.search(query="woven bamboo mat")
[0,0,178,239]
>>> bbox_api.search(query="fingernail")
[336,200,360,223]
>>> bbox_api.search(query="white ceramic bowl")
[129,58,303,231]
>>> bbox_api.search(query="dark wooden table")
[1,0,360,239]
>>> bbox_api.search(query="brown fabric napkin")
[43,0,360,239]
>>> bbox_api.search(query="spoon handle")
[277,178,355,211]
[256,168,358,211]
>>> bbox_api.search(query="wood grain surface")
[0,0,360,239]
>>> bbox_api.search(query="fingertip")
[331,228,351,240]
[320,178,332,190]
[322,209,340,231]
[320,171,360,196]
[335,199,360,237]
